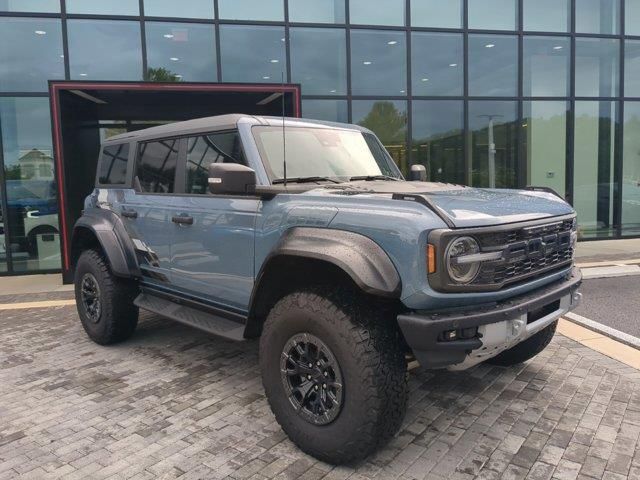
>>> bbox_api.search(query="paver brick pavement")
[2,303,640,479]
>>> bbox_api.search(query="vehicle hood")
[314,181,575,228]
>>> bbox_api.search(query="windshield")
[252,126,400,182]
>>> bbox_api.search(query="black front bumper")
[397,267,582,369]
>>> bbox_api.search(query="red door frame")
[48,81,302,277]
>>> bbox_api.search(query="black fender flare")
[254,227,402,299]
[71,208,140,278]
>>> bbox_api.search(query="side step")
[134,292,246,341]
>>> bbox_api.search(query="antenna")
[281,71,287,186]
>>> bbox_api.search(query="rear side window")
[185,131,246,194]
[98,143,129,185]
[135,139,179,193]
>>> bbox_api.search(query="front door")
[170,131,259,313]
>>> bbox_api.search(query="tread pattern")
[75,249,138,345]
[486,320,557,367]
[260,287,408,464]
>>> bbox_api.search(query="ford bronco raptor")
[72,114,582,464]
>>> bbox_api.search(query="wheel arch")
[71,208,140,278]
[245,227,401,337]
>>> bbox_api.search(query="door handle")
[172,214,193,225]
[121,209,137,219]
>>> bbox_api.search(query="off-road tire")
[486,320,557,366]
[259,288,408,465]
[74,249,139,345]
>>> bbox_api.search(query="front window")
[251,126,399,182]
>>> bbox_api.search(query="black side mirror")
[208,163,256,195]
[409,164,427,182]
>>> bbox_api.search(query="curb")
[563,312,640,351]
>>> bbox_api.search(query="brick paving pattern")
[2,302,640,479]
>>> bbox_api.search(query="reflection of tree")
[5,165,21,180]
[144,67,182,82]
[357,101,407,172]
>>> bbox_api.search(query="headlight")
[446,236,481,284]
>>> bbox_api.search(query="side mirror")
[208,163,256,195]
[409,164,427,182]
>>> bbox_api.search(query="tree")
[356,101,407,144]
[144,67,182,82]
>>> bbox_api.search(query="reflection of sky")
[290,28,346,95]
[350,0,404,26]
[468,34,517,96]
[468,0,516,30]
[351,30,406,95]
[468,101,517,130]
[218,0,283,21]
[575,38,619,97]
[411,0,461,28]
[411,32,463,96]
[144,0,214,19]
[0,18,64,92]
[288,0,345,23]
[523,37,570,96]
[523,0,569,32]
[68,20,142,80]
[220,25,285,83]
[412,101,463,140]
[0,0,59,12]
[302,100,348,123]
[576,0,619,34]
[66,0,139,15]
[0,98,52,167]
[146,22,216,81]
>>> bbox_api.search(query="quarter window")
[98,143,129,185]
[185,131,246,194]
[135,139,179,193]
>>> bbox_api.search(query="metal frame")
[1,0,640,277]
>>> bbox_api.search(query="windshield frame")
[250,125,403,184]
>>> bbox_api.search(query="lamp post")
[478,114,503,188]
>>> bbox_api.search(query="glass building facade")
[1,0,640,275]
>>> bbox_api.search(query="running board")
[134,292,246,341]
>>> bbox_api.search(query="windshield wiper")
[348,175,400,182]
[272,176,342,184]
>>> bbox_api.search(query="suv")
[72,114,582,464]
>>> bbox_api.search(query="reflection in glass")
[0,18,64,92]
[411,0,462,28]
[289,0,345,23]
[302,100,348,123]
[411,32,463,96]
[523,36,570,97]
[290,28,346,95]
[66,0,139,15]
[143,0,214,19]
[68,20,142,80]
[624,40,640,97]
[468,0,517,30]
[627,0,640,35]
[576,0,620,34]
[220,25,285,83]
[468,35,517,97]
[412,101,464,184]
[349,0,405,26]
[350,30,406,95]
[622,102,640,235]
[523,102,567,199]
[352,100,408,173]
[574,101,618,238]
[0,0,59,12]
[145,22,216,82]
[523,0,570,32]
[468,101,517,188]
[218,0,283,21]
[0,97,60,272]
[575,38,619,97]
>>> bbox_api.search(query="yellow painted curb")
[557,318,640,370]
[0,299,76,310]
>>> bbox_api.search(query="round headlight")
[446,236,481,284]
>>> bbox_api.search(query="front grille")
[472,218,575,288]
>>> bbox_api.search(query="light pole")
[478,114,503,188]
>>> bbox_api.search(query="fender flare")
[71,208,140,278]
[254,227,402,299]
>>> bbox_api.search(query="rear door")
[117,138,182,286]
[170,130,259,313]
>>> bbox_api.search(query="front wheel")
[485,320,557,366]
[259,289,408,464]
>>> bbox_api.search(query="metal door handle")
[121,209,137,219]
[172,214,193,225]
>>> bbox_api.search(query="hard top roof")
[102,114,370,144]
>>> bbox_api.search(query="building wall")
[1,0,640,275]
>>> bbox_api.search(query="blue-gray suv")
[72,114,582,464]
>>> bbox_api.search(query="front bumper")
[397,267,582,369]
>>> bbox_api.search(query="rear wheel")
[74,249,139,345]
[259,288,408,464]
[486,321,557,366]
